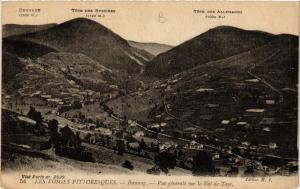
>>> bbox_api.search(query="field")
[106,89,163,121]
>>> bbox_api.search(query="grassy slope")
[1,109,190,175]
[145,26,276,78]
[9,18,148,75]
[3,23,57,38]
[105,35,298,157]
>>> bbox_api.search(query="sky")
[3,1,299,46]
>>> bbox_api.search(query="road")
[104,104,241,157]
[247,50,284,103]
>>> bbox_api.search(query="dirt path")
[247,50,283,103]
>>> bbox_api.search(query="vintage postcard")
[1,1,299,189]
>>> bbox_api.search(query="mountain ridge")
[144,25,298,78]
[128,40,173,56]
[7,18,150,75]
[3,23,57,38]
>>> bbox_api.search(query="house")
[30,91,41,97]
[170,79,179,84]
[196,88,214,92]
[249,146,257,150]
[160,84,167,88]
[148,123,160,129]
[237,122,247,126]
[206,104,219,108]
[191,134,197,139]
[241,141,250,147]
[109,85,118,89]
[245,78,259,83]
[183,127,197,132]
[127,142,140,150]
[262,127,271,132]
[5,95,11,99]
[87,123,96,130]
[244,109,265,119]
[159,142,173,151]
[215,128,226,132]
[134,131,145,137]
[97,128,112,136]
[197,144,204,149]
[230,117,238,122]
[60,92,70,96]
[258,144,269,149]
[129,121,138,127]
[269,142,277,149]
[245,109,264,113]
[166,85,172,91]
[164,116,174,121]
[89,135,97,144]
[265,100,275,105]
[47,98,63,105]
[221,120,230,125]
[286,161,298,173]
[40,94,52,99]
[190,140,198,146]
[212,152,221,160]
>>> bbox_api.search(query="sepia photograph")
[0,1,299,189]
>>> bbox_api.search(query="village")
[2,73,298,176]
[1,36,298,175]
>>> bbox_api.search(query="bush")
[40,142,51,150]
[146,165,160,175]
[192,152,215,176]
[48,119,59,133]
[81,151,95,162]
[122,160,134,170]
[27,106,43,123]
[144,152,150,159]
[154,152,176,174]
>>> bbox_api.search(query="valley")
[1,18,298,176]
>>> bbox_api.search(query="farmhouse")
[17,116,36,125]
[236,121,247,125]
[30,91,41,97]
[148,123,160,129]
[245,78,259,83]
[269,142,277,149]
[40,94,52,99]
[196,88,214,92]
[265,100,275,105]
[183,127,198,132]
[47,98,63,104]
[221,120,230,125]
[159,141,177,151]
[245,109,264,113]
[206,104,219,108]
[95,127,112,136]
[134,131,145,137]
[262,127,271,132]
[215,128,226,132]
